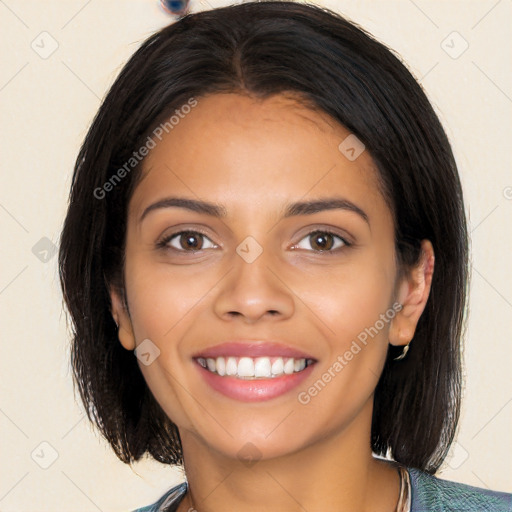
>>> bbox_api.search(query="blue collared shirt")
[132,468,512,511]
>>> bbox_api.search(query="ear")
[388,240,435,347]
[109,285,136,351]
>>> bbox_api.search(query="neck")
[177,400,400,512]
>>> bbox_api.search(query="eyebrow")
[139,196,369,225]
[139,197,227,223]
[283,198,369,224]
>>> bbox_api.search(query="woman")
[58,2,512,511]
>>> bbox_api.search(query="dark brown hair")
[58,0,468,473]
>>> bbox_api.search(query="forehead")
[129,92,388,223]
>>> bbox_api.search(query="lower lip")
[195,361,315,402]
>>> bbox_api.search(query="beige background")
[0,0,511,510]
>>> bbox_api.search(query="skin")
[110,92,434,512]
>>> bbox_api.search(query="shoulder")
[408,467,512,512]
[131,482,188,512]
[129,472,512,512]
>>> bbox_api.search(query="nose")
[213,248,295,324]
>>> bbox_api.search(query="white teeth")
[271,357,284,375]
[216,356,225,376]
[254,357,272,378]
[226,357,237,376]
[237,357,254,377]
[283,358,295,374]
[206,358,216,372]
[197,356,312,379]
[294,359,306,372]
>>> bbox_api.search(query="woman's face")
[114,92,409,461]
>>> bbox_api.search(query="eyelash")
[292,229,351,253]
[156,229,217,252]
[156,229,351,254]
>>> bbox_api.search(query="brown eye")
[180,232,202,250]
[165,231,216,251]
[310,232,334,250]
[295,230,347,252]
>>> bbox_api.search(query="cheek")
[125,255,215,340]
[123,256,207,426]
[291,254,395,347]
[293,266,394,424]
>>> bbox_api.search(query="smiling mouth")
[195,356,316,380]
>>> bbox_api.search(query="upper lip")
[192,341,316,360]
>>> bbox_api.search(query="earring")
[394,343,410,361]
[113,317,119,330]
